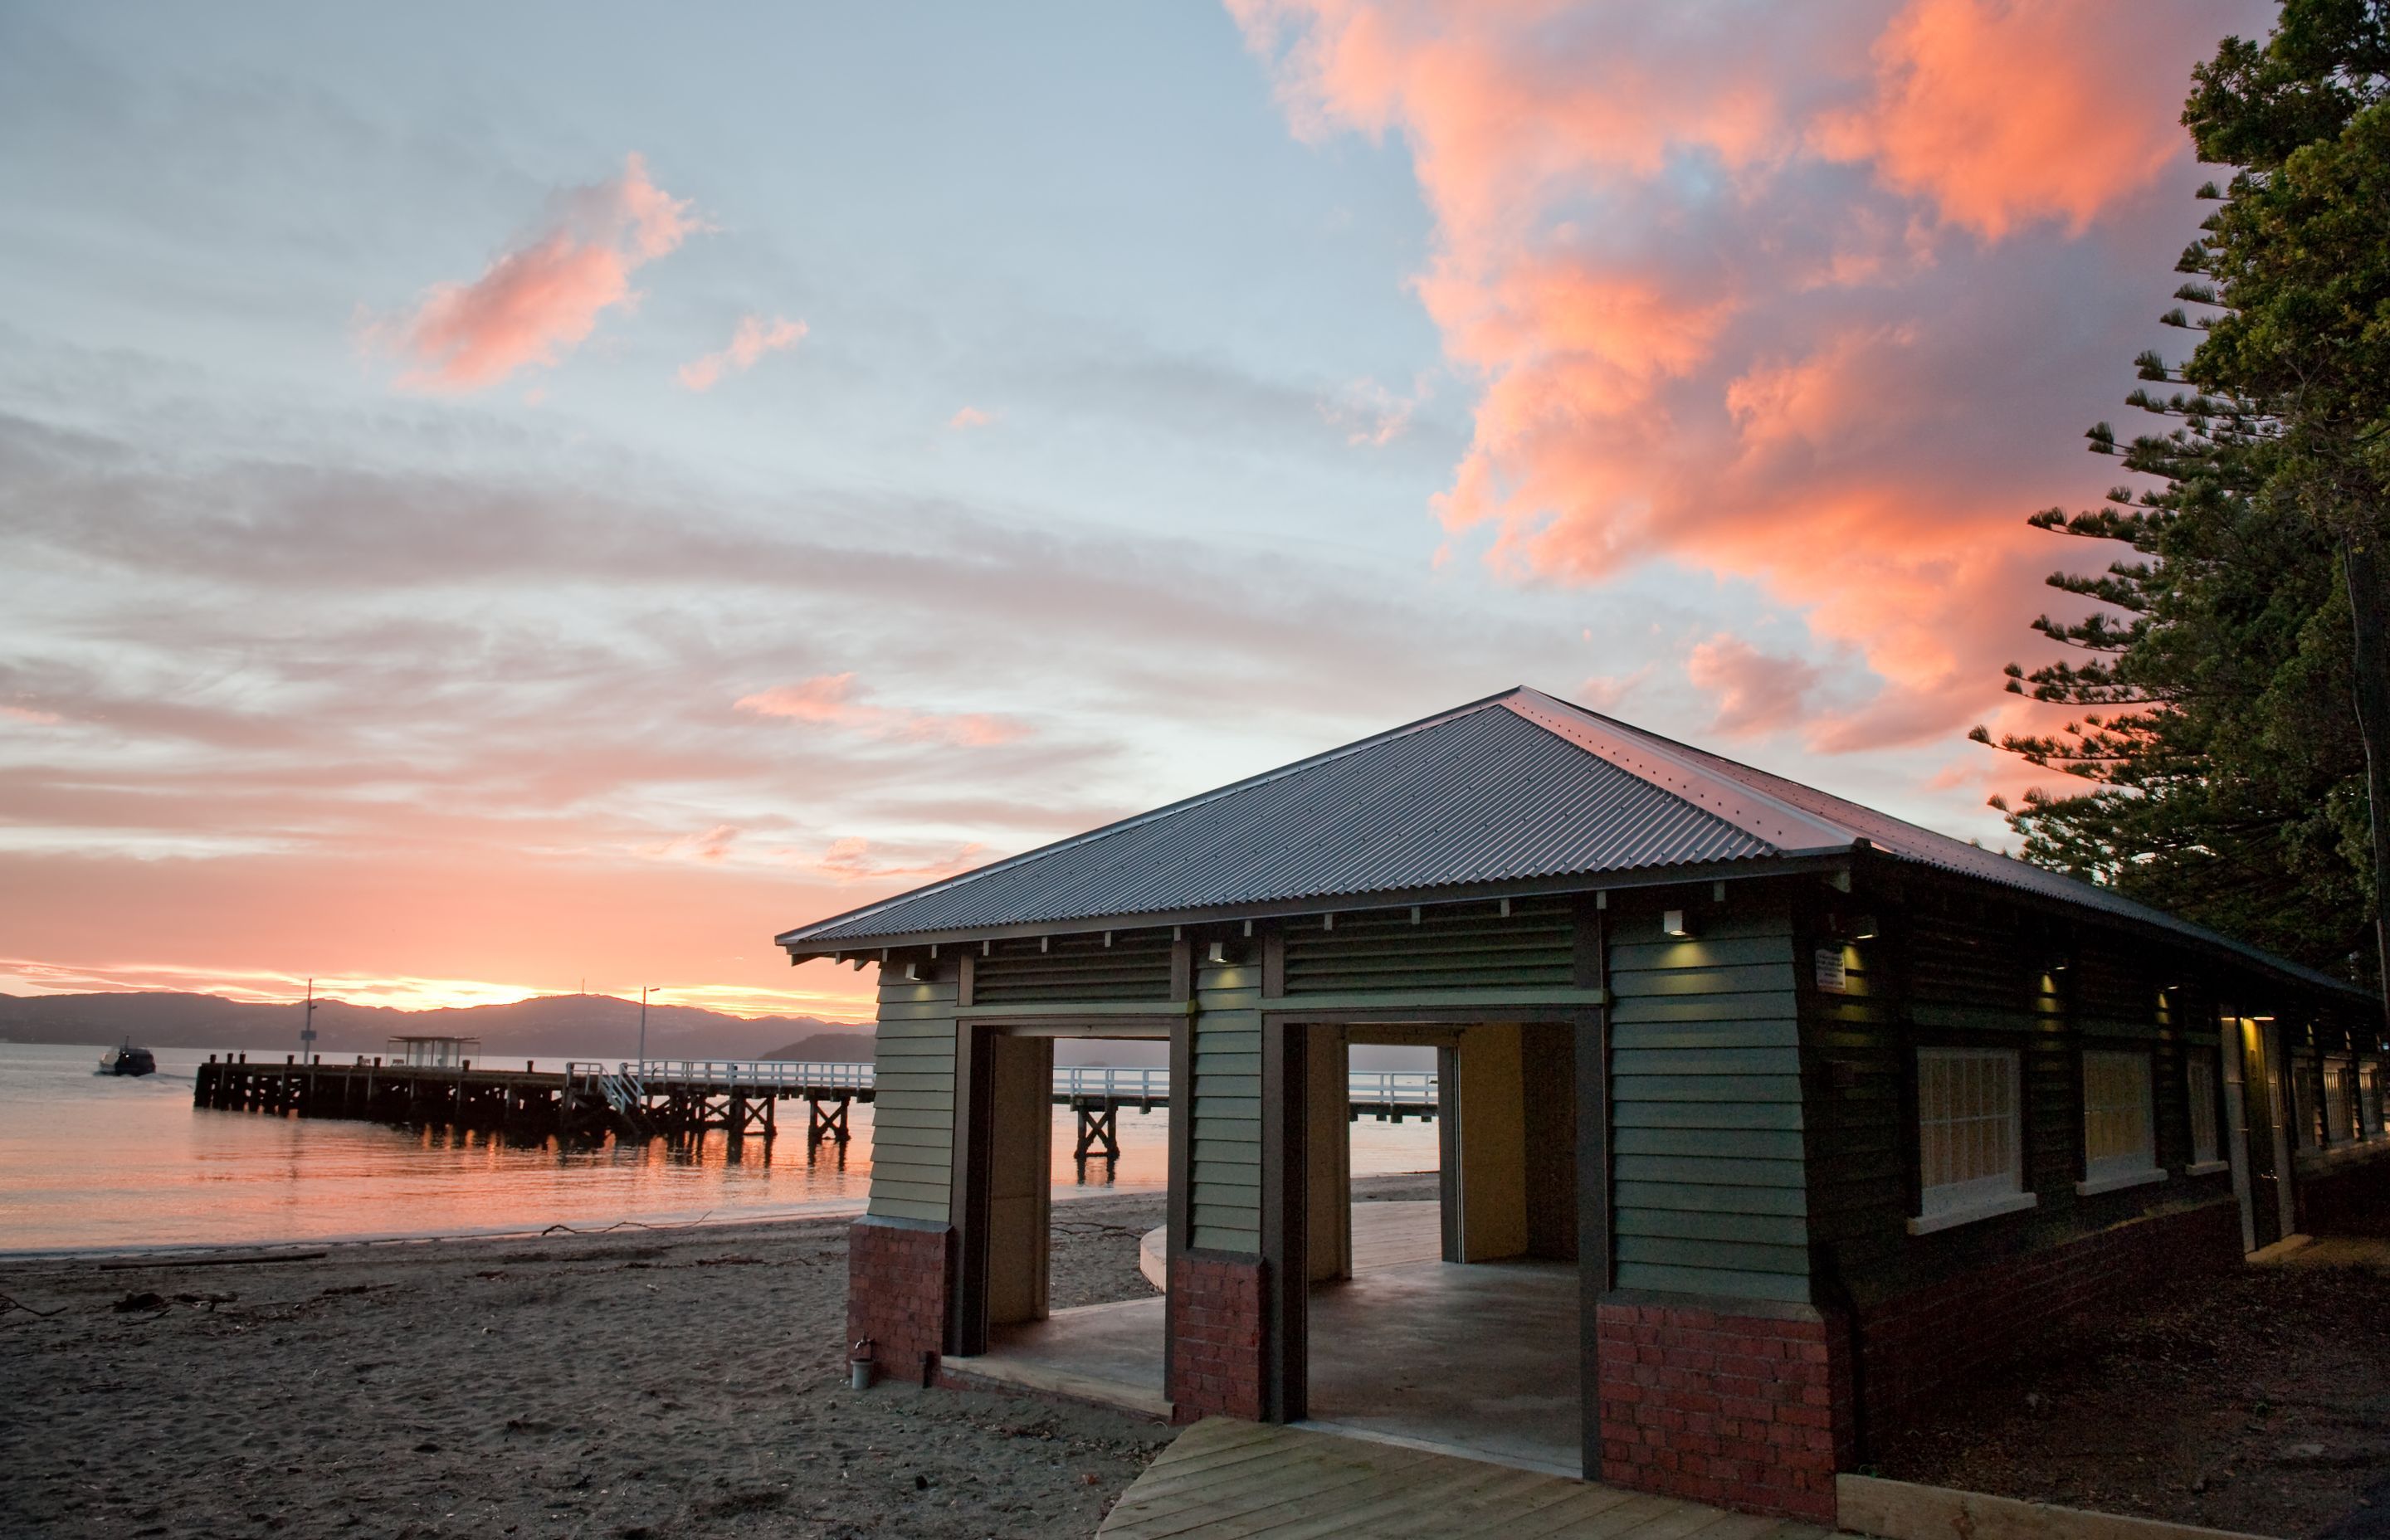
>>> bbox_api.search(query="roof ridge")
[1501,690,1860,854]
[773,688,1528,947]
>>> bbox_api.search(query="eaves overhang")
[777,850,1860,962]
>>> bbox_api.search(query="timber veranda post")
[1573,892,1610,1484]
[1259,1011,1309,1423]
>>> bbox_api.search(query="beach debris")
[111,1291,167,1313]
[97,1250,329,1272]
[172,1291,235,1310]
[0,1292,70,1319]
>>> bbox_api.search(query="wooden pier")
[189,1055,875,1143]
[190,1056,1436,1152]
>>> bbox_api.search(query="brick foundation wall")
[2297,1149,2390,1235]
[1855,1199,2240,1440]
[846,1216,953,1384]
[1596,1300,1852,1523]
[1168,1250,1265,1422]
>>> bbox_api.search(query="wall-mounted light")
[1661,909,1693,938]
[1206,939,1244,966]
[903,961,925,982]
[1823,911,1879,944]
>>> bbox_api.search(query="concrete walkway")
[960,1254,1581,1472]
[1097,1417,1827,1540]
[1139,1201,1444,1289]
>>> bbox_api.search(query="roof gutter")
[776,849,1861,962]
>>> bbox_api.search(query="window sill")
[1908,1191,2040,1235]
[2075,1167,2168,1197]
[2183,1160,2231,1177]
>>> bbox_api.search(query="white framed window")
[2080,1050,2165,1194]
[2187,1052,2222,1169]
[1910,1047,2035,1233]
[2294,1056,2322,1150]
[2324,1059,2355,1144]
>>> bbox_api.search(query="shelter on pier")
[388,1036,477,1069]
[778,687,2390,1523]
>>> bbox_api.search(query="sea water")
[0,1042,1436,1254]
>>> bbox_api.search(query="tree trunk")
[2339,532,2390,1006]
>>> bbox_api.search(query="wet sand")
[0,1175,1433,1539]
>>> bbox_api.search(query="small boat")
[99,1041,157,1077]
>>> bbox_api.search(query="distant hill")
[0,990,855,1062]
[762,1032,877,1062]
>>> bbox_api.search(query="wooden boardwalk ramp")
[1097,1418,1829,1540]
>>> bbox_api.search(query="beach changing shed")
[777,688,2390,1522]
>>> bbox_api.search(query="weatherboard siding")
[1189,956,1263,1254]
[1797,914,1904,1289]
[866,970,957,1225]
[1280,899,1575,994]
[970,932,1174,1004]
[1607,900,1811,1304]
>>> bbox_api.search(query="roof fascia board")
[1863,854,2378,1007]
[1502,689,1861,854]
[773,689,1527,948]
[778,852,1851,960]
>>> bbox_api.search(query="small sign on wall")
[1814,946,1848,993]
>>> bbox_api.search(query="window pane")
[1918,1047,2022,1216]
[2188,1055,2219,1166]
[2083,1050,2153,1177]
[2325,1060,2354,1143]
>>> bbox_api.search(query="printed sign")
[1814,946,1848,993]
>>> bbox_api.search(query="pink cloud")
[1813,0,2192,240]
[676,314,807,392]
[1321,375,1428,446]
[1234,1,2256,752]
[949,406,996,430]
[363,154,702,393]
[807,836,990,885]
[734,674,1027,748]
[651,823,741,862]
[1685,636,1823,737]
[1577,666,1651,713]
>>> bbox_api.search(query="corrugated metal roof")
[1528,690,2364,997]
[780,694,1773,946]
[776,686,2368,999]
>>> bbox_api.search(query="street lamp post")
[638,985,658,1073]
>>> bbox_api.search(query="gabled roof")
[776,687,2363,998]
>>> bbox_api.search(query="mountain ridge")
[0,990,867,1061]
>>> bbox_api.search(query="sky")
[0,0,2273,1021]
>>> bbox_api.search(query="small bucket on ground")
[848,1336,876,1391]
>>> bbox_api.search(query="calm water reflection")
[0,1042,1435,1253]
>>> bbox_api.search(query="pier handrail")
[633,1059,877,1092]
[1053,1065,1168,1100]
[579,1058,1436,1106]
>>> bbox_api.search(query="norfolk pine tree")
[1978,0,2389,989]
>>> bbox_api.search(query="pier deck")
[190,1058,1437,1149]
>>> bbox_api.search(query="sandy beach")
[0,1175,1434,1539]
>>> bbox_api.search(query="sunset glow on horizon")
[1,2,2268,1016]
